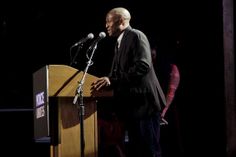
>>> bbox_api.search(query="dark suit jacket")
[109,26,166,119]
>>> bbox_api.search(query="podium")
[33,64,100,157]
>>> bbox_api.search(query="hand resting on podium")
[91,77,113,97]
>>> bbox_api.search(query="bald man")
[92,7,166,157]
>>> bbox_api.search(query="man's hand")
[90,77,111,97]
[91,77,111,91]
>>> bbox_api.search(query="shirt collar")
[117,31,124,48]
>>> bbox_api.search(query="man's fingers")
[91,77,110,91]
[96,81,106,90]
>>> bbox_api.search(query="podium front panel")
[33,65,50,140]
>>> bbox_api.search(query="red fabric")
[98,115,126,157]
[161,64,180,118]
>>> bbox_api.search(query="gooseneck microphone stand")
[72,43,98,157]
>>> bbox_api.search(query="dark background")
[0,0,227,157]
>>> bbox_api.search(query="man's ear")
[119,17,126,26]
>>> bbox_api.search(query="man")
[91,7,166,157]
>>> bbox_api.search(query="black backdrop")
[0,0,226,157]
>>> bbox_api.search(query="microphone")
[72,33,94,47]
[88,32,106,50]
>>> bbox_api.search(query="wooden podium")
[33,64,100,157]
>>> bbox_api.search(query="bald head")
[105,7,131,37]
[108,7,131,22]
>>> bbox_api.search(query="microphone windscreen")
[88,33,94,39]
[99,32,106,38]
